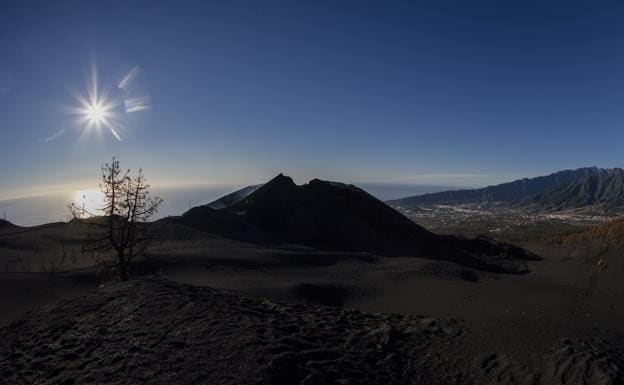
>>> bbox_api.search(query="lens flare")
[70,64,123,141]
[64,62,151,143]
[118,65,151,113]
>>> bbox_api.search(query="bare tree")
[69,158,163,281]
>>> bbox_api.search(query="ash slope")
[1,279,623,385]
[175,174,537,273]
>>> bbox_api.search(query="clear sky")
[2,0,624,198]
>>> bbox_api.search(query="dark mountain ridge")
[224,174,435,254]
[172,174,538,273]
[388,167,605,208]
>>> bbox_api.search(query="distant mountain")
[387,167,605,208]
[173,174,538,273]
[206,184,262,209]
[526,168,624,213]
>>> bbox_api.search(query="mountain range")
[388,167,624,214]
[170,174,537,273]
[526,168,624,212]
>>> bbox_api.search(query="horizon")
[0,164,613,227]
[0,179,463,227]
[3,1,624,198]
[0,164,613,202]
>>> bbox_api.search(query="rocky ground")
[1,279,623,385]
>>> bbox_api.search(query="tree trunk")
[118,253,129,282]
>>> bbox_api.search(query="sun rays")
[66,63,150,142]
[68,64,123,141]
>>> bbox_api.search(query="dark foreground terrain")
[2,175,624,384]
[1,278,623,385]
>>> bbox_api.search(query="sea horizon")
[0,182,459,227]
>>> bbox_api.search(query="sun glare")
[65,63,151,142]
[84,100,109,128]
[72,189,105,217]
[70,64,122,141]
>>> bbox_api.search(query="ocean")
[0,183,455,227]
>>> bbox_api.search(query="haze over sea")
[0,183,456,227]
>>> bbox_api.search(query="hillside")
[174,174,537,273]
[556,217,624,246]
[0,219,17,230]
[517,216,624,293]
[206,184,262,209]
[388,167,604,208]
[535,215,624,258]
[525,168,624,213]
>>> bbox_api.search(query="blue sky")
[1,0,624,198]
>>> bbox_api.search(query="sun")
[72,188,105,217]
[77,82,114,131]
[66,63,151,142]
[70,64,123,141]
[84,100,110,128]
